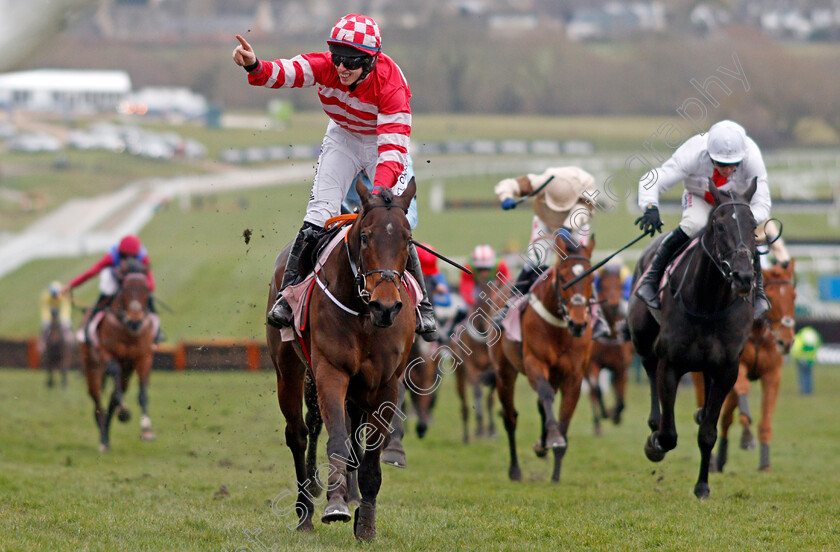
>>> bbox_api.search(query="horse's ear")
[745,176,758,202]
[707,177,723,206]
[394,177,417,211]
[785,258,795,274]
[356,176,372,209]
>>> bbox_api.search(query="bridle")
[344,202,409,305]
[699,200,755,283]
[762,277,796,339]
[112,276,150,335]
[550,254,592,323]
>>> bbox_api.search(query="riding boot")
[267,222,324,329]
[590,303,611,340]
[84,294,112,343]
[407,243,439,342]
[753,253,770,320]
[493,264,544,324]
[635,227,690,310]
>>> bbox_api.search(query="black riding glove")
[635,205,663,236]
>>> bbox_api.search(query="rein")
[531,254,591,326]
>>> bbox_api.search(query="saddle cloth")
[280,226,422,342]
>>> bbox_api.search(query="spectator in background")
[791,326,823,395]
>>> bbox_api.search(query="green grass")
[1,362,839,550]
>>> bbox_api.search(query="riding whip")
[514,175,555,206]
[412,240,472,275]
[562,232,647,290]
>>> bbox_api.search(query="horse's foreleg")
[551,373,583,483]
[315,365,353,525]
[525,358,563,450]
[485,373,497,438]
[103,359,123,447]
[303,372,322,498]
[137,358,154,441]
[473,379,485,437]
[354,378,400,542]
[715,390,738,473]
[587,364,603,435]
[455,364,469,443]
[84,356,107,452]
[695,368,738,499]
[495,355,521,481]
[345,401,364,508]
[642,355,661,432]
[645,359,677,463]
[612,365,628,425]
[758,366,782,471]
[381,380,407,469]
[731,363,755,451]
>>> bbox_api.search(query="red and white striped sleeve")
[373,82,411,190]
[247,52,332,89]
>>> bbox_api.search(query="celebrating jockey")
[39,281,72,343]
[62,235,158,343]
[234,14,438,341]
[493,166,610,338]
[634,120,771,317]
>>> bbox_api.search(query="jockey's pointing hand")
[233,34,257,67]
[635,205,663,236]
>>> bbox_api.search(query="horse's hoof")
[693,408,703,425]
[741,433,756,451]
[416,421,428,439]
[140,430,156,441]
[296,518,314,532]
[759,465,771,473]
[98,444,109,454]
[321,502,351,524]
[546,432,567,450]
[381,448,407,469]
[694,482,710,499]
[117,407,131,423]
[509,465,522,482]
[353,504,376,542]
[533,441,548,458]
[594,426,604,437]
[47,380,54,388]
[644,434,666,462]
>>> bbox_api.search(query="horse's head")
[114,272,151,334]
[596,266,623,321]
[705,177,758,298]
[553,232,595,337]
[352,177,416,328]
[763,259,797,353]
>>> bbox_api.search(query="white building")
[0,69,131,113]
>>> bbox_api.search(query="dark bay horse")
[81,263,157,452]
[490,234,596,482]
[628,179,759,498]
[691,260,796,472]
[454,275,503,443]
[267,179,416,541]
[587,266,634,435]
[42,308,73,388]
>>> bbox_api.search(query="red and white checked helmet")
[471,245,497,270]
[327,14,381,56]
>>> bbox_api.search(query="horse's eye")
[715,222,725,233]
[360,233,368,246]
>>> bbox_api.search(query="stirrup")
[415,311,439,343]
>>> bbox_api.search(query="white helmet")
[471,245,496,270]
[707,120,746,164]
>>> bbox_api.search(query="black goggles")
[331,53,367,70]
[712,159,740,169]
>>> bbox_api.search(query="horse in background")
[691,260,796,472]
[453,274,503,443]
[490,233,596,483]
[587,265,634,435]
[628,179,759,499]
[42,307,73,388]
[267,179,416,541]
[81,259,157,452]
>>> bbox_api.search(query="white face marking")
[386,223,394,235]
[572,264,585,276]
[732,212,738,220]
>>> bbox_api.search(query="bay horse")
[690,260,796,472]
[454,274,501,443]
[489,233,596,482]
[42,307,73,388]
[587,266,634,434]
[627,179,759,499]
[267,179,416,541]
[81,260,157,452]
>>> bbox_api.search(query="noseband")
[344,203,409,304]
[700,200,754,282]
